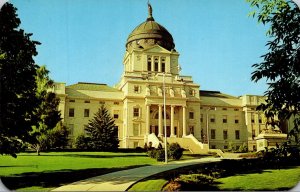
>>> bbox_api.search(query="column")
[146,105,150,135]
[158,105,163,137]
[170,105,175,137]
[182,106,187,137]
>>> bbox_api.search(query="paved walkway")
[52,158,221,191]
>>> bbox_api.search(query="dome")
[126,4,175,51]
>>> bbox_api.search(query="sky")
[7,0,271,96]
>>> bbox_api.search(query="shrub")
[155,148,166,162]
[74,134,90,150]
[176,173,214,185]
[168,143,183,160]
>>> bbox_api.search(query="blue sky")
[9,0,270,96]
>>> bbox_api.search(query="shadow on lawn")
[1,164,149,190]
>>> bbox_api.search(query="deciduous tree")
[0,2,40,157]
[247,0,300,144]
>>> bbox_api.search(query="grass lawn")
[216,166,300,191]
[128,165,300,191]
[0,151,158,191]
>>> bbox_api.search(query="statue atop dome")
[147,2,154,21]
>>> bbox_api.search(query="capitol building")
[53,4,288,152]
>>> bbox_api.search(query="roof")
[67,82,120,92]
[200,90,237,99]
[126,4,175,51]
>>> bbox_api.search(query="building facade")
[53,4,287,152]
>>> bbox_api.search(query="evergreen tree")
[84,105,119,151]
[0,3,40,157]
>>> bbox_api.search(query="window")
[222,108,227,111]
[147,57,152,71]
[222,115,227,123]
[252,129,256,138]
[235,130,240,140]
[154,57,159,71]
[69,99,75,102]
[69,124,74,135]
[84,100,90,103]
[211,129,216,139]
[84,109,89,117]
[134,85,140,93]
[69,108,74,117]
[224,145,228,149]
[223,130,228,140]
[133,124,139,136]
[211,145,216,149]
[99,101,105,105]
[234,108,239,111]
[200,114,203,123]
[189,112,194,119]
[133,107,140,117]
[161,57,165,72]
[251,114,255,123]
[210,115,215,123]
[114,114,119,119]
[235,116,239,124]
[114,102,119,105]
[189,126,194,135]
[258,115,262,124]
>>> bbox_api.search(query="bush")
[155,148,166,162]
[176,173,214,185]
[168,143,183,160]
[74,134,90,150]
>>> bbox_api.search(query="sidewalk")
[52,157,221,191]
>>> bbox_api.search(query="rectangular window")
[84,109,89,117]
[200,114,203,123]
[222,115,227,123]
[69,99,75,102]
[252,129,256,138]
[211,145,216,149]
[210,115,215,123]
[99,101,105,105]
[211,129,216,139]
[258,114,262,124]
[114,102,119,105]
[114,114,119,119]
[133,107,140,117]
[222,108,227,111]
[161,57,165,72]
[234,108,239,111]
[133,124,139,136]
[235,116,239,124]
[69,124,74,135]
[224,145,228,149]
[235,130,240,140]
[223,130,228,140]
[84,100,90,103]
[189,112,194,119]
[69,108,75,117]
[189,126,194,135]
[251,114,255,123]
[147,57,152,71]
[134,85,140,93]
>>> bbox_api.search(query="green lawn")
[0,151,158,191]
[216,166,300,191]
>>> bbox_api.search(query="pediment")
[143,45,172,54]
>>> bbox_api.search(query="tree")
[247,0,300,144]
[28,66,62,155]
[84,105,119,151]
[0,2,40,157]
